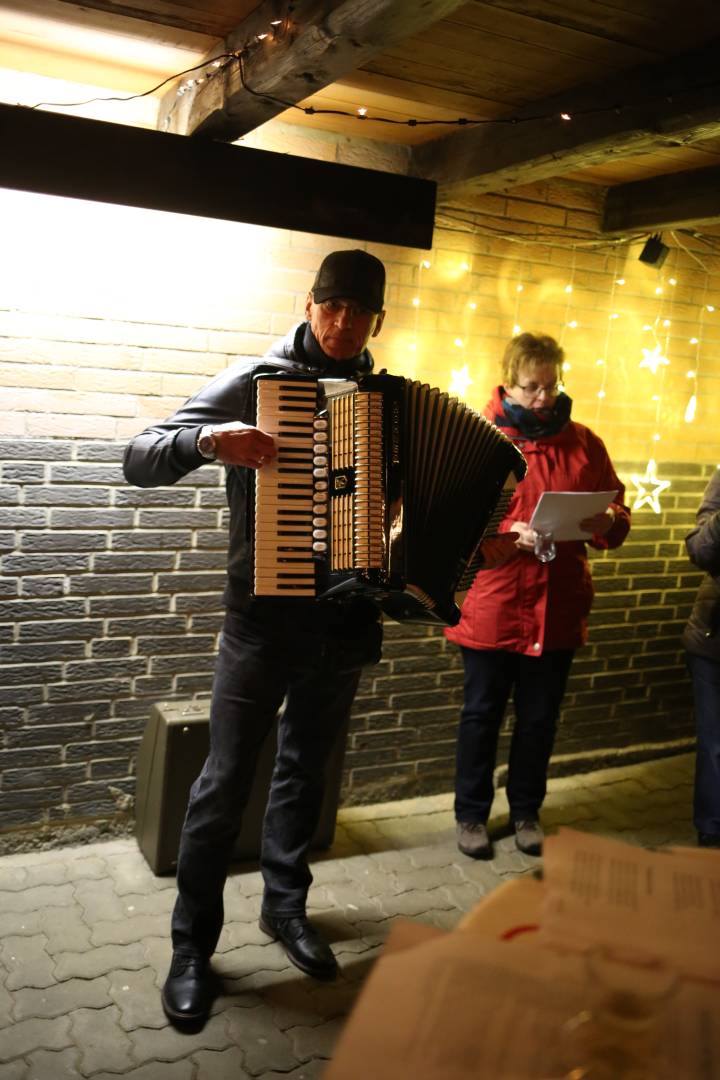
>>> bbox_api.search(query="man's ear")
[304,292,314,320]
[372,310,386,337]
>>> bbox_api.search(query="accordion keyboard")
[329,387,385,571]
[253,377,327,595]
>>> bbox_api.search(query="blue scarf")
[497,391,572,440]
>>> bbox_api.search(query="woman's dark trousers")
[455,646,574,824]
[171,606,363,959]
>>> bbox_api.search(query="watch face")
[199,433,215,458]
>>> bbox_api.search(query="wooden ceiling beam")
[0,102,436,248]
[410,38,720,200]
[602,165,720,233]
[159,0,466,140]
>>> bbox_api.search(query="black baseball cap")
[311,249,386,313]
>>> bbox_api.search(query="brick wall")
[0,437,704,844]
[3,175,720,463]
[2,141,718,844]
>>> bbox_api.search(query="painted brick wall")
[3,174,720,464]
[2,142,718,844]
[0,437,704,842]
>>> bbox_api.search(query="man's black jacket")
[123,322,374,613]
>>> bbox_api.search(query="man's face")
[305,294,385,361]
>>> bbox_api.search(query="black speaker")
[638,234,669,268]
[134,699,348,874]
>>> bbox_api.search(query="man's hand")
[211,421,277,469]
[579,507,615,537]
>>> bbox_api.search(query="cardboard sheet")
[326,925,719,1079]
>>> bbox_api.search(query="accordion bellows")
[251,372,527,625]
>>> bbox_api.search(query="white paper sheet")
[540,827,720,984]
[529,490,618,541]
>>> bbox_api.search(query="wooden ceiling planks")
[443,2,657,65]
[40,0,260,37]
[402,20,646,85]
[473,0,720,52]
[355,0,720,149]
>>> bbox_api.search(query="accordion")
[249,372,526,626]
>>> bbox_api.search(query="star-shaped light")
[449,364,472,398]
[631,459,670,514]
[639,345,669,374]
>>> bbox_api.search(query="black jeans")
[455,647,574,824]
[171,600,378,958]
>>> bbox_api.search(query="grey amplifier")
[135,698,348,874]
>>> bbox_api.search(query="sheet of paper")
[539,827,720,983]
[529,490,617,540]
[325,924,719,1079]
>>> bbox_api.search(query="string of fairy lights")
[411,225,719,515]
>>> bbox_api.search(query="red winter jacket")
[445,387,631,656]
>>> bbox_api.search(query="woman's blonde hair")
[501,333,564,387]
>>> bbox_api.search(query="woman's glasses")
[514,381,559,399]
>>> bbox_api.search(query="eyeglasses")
[319,299,373,319]
[514,381,560,399]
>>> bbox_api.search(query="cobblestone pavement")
[0,752,696,1079]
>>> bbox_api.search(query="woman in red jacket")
[446,333,630,859]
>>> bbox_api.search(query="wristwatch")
[197,425,217,461]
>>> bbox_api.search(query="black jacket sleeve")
[123,362,255,488]
[685,471,720,577]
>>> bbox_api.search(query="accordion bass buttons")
[312,417,329,554]
[314,422,328,444]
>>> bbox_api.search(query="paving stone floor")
[0,752,696,1079]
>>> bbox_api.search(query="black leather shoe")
[259,912,338,980]
[161,952,214,1024]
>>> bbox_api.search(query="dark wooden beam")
[602,165,720,233]
[0,103,435,249]
[411,38,720,200]
[159,0,466,140]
